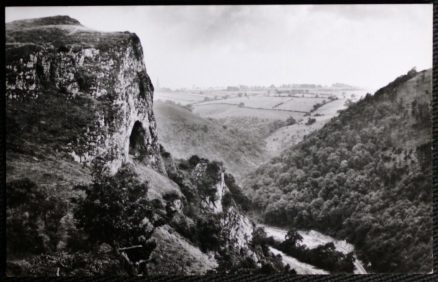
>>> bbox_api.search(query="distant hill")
[331,83,360,89]
[154,101,268,181]
[243,69,432,273]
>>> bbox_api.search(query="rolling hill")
[154,101,268,181]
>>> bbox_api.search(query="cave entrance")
[129,121,147,159]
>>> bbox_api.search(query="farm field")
[154,87,368,158]
[264,92,366,156]
[198,96,293,110]
[275,97,328,112]
[155,91,206,105]
[193,103,297,120]
[155,89,264,105]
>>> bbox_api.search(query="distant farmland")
[155,89,365,118]
[193,103,300,120]
[154,88,367,156]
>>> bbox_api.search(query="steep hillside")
[154,101,267,181]
[243,69,432,273]
[6,15,163,175]
[5,16,288,276]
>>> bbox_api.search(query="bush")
[221,192,233,209]
[197,161,222,201]
[73,166,154,247]
[188,155,201,167]
[224,173,251,211]
[7,178,68,254]
[195,214,224,252]
[312,103,322,112]
[305,118,316,125]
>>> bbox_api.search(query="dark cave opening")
[129,121,147,158]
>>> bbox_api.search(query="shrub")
[7,178,68,254]
[188,155,201,167]
[221,192,233,209]
[73,166,153,247]
[197,161,222,201]
[224,173,251,211]
[306,118,316,125]
[195,214,224,252]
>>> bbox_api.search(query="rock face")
[6,16,163,174]
[191,162,226,214]
[187,160,259,261]
[6,16,285,276]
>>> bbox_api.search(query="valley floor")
[259,224,368,274]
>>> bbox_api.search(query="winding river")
[259,224,368,274]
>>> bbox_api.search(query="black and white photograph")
[4,3,433,276]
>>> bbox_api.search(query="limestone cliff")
[6,15,163,174]
[162,156,265,272]
[6,16,286,276]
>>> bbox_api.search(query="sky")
[5,5,433,90]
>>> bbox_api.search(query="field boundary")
[194,102,308,114]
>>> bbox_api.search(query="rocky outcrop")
[6,16,163,174]
[6,16,285,276]
[187,159,259,262]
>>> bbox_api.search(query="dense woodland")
[243,69,432,273]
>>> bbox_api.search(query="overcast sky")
[6,5,432,90]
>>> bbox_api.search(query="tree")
[306,118,316,125]
[284,229,303,248]
[7,178,67,254]
[196,214,224,252]
[74,165,154,247]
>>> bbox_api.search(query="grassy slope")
[148,225,218,275]
[243,69,432,273]
[154,101,268,181]
[265,98,353,157]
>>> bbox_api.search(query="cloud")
[307,4,429,22]
[5,5,432,89]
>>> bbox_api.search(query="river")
[259,224,367,274]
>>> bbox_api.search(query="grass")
[148,225,218,275]
[6,16,140,69]
[7,88,98,158]
[154,101,267,181]
[6,151,92,200]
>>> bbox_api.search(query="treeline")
[244,69,432,273]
